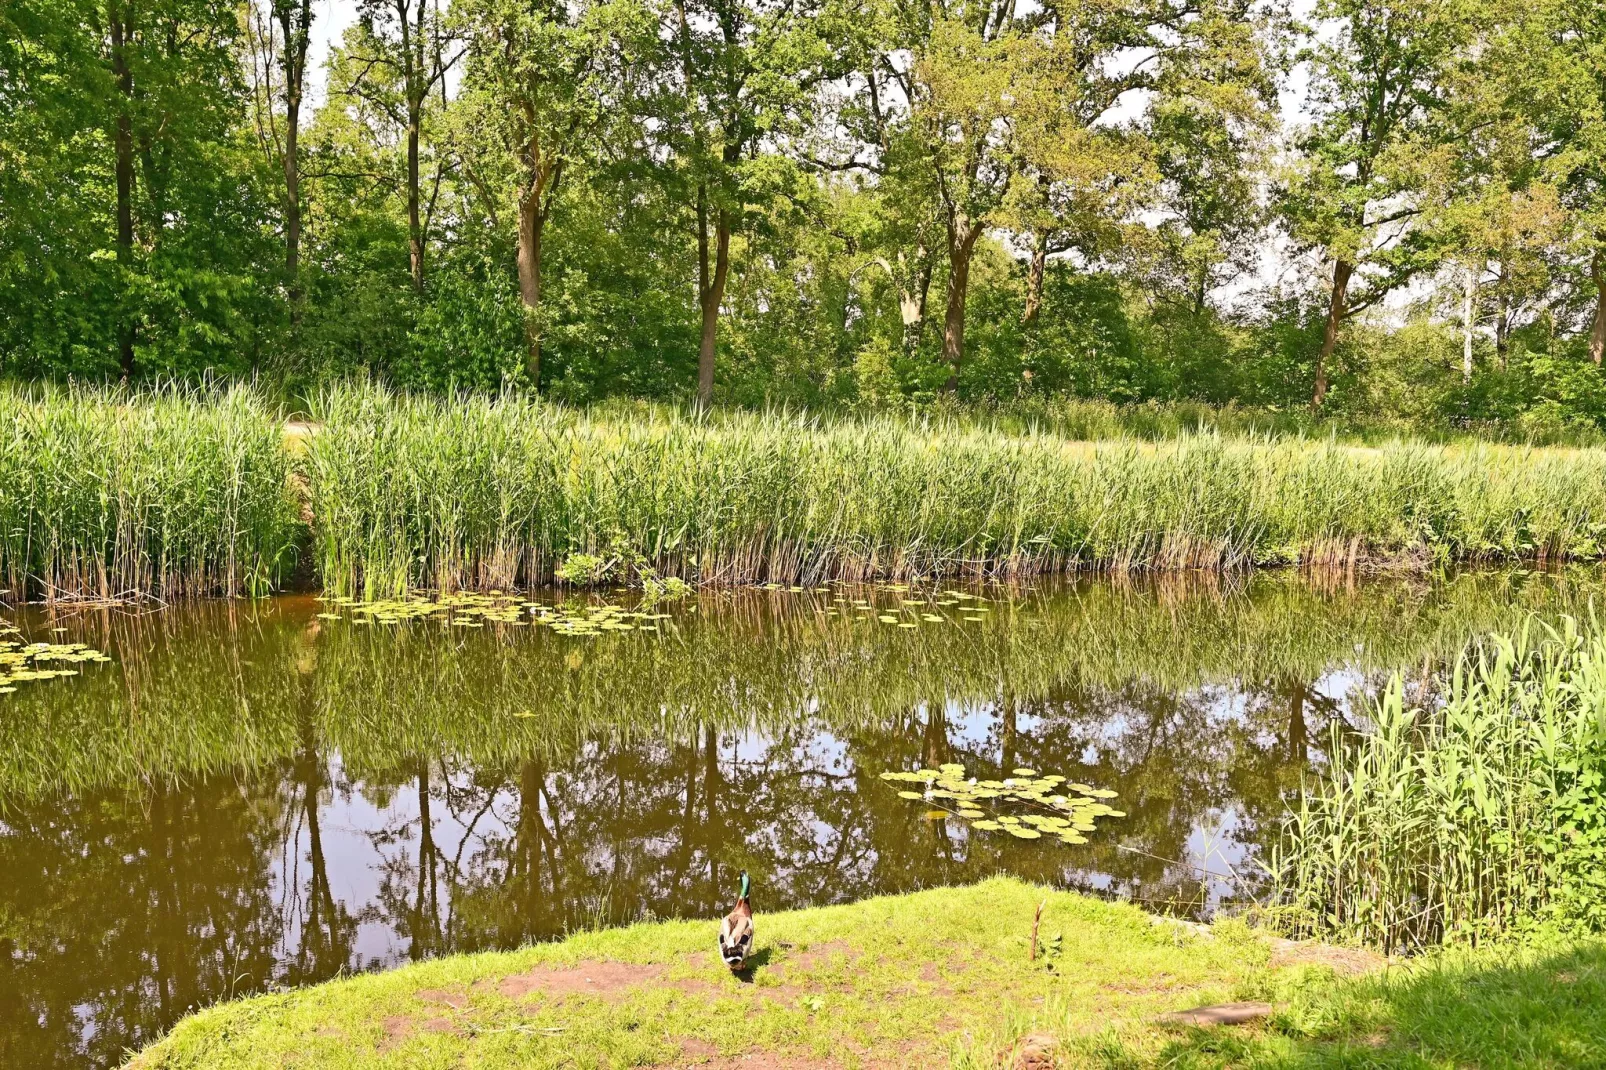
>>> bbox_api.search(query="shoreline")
[122,877,1601,1069]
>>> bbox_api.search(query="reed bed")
[305,384,1606,596]
[1272,616,1606,952]
[0,384,300,599]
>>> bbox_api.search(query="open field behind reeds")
[9,383,1606,599]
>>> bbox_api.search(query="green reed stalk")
[0,383,299,599]
[304,383,1606,595]
[1271,615,1606,952]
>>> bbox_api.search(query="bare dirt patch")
[415,988,470,1010]
[790,940,861,971]
[498,960,668,1001]
[1268,938,1385,976]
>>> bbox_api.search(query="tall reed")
[305,383,1606,595]
[0,383,300,599]
[1272,615,1606,952]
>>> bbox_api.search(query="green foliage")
[1273,615,1606,951]
[303,383,1606,597]
[0,384,300,599]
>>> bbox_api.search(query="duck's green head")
[739,871,750,900]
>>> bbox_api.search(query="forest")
[4,0,1606,432]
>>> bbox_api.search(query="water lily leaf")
[923,810,951,820]
[970,820,1002,831]
[897,791,923,800]
[1008,828,1042,839]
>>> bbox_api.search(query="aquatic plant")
[0,623,111,694]
[1271,615,1606,951]
[881,763,1125,845]
[303,383,1606,595]
[0,383,300,599]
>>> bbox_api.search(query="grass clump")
[0,384,299,599]
[305,384,1606,596]
[1272,615,1606,953]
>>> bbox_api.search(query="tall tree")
[666,0,830,406]
[1515,0,1606,365]
[454,0,644,386]
[833,0,1268,389]
[1280,0,1470,408]
[246,0,314,313]
[345,0,462,292]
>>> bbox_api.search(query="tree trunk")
[407,115,423,292]
[1495,279,1509,372]
[277,0,310,316]
[111,7,136,381]
[517,189,545,386]
[1022,230,1048,325]
[695,183,731,409]
[1591,250,1606,368]
[1313,258,1352,410]
[1462,264,1475,385]
[1287,680,1307,763]
[941,220,981,391]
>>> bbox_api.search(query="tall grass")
[0,383,300,599]
[306,384,1606,595]
[1272,615,1606,952]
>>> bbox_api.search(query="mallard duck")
[717,871,754,970]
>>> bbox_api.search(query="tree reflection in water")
[0,568,1599,1068]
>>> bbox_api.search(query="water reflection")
[0,569,1599,1067]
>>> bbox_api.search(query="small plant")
[555,553,614,586]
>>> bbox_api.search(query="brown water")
[0,569,1600,1068]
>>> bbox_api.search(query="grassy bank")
[124,876,1605,1069]
[11,383,1606,598]
[0,384,299,599]
[308,385,1606,596]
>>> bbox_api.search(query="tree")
[664,0,833,406]
[246,0,314,313]
[454,0,646,387]
[344,0,463,293]
[1280,0,1471,408]
[1513,0,1606,365]
[832,0,1268,390]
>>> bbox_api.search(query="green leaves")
[879,764,1124,847]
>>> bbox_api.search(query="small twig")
[1029,897,1047,962]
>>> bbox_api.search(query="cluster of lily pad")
[753,581,998,626]
[317,592,672,637]
[0,626,112,695]
[880,763,1124,845]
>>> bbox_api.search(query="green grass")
[0,383,300,599]
[1272,616,1606,953]
[9,381,1606,599]
[123,876,1606,1069]
[306,384,1606,596]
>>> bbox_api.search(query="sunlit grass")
[0,383,300,599]
[304,384,1606,596]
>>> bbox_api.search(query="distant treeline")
[5,0,1606,435]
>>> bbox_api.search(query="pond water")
[1,569,1602,1068]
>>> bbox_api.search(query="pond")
[1,568,1601,1068]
